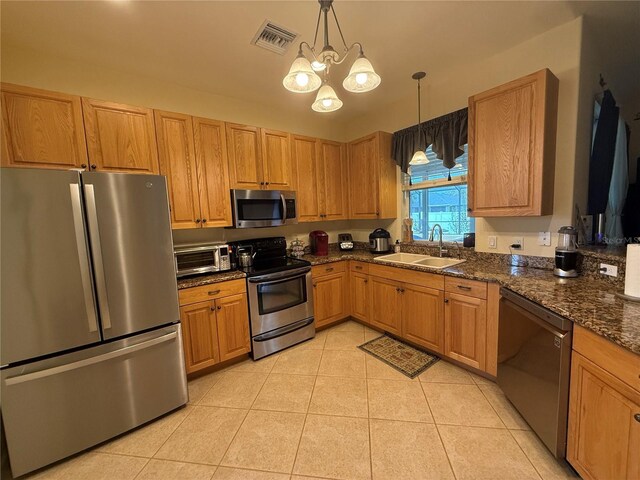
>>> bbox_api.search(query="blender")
[554,226,578,278]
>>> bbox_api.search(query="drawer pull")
[355,266,363,270]
[457,285,472,291]
[207,290,221,296]
[326,267,334,272]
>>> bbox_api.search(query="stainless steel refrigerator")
[0,168,188,477]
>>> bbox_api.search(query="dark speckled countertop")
[176,270,246,289]
[304,251,640,355]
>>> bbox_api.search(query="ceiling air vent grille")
[251,20,298,55]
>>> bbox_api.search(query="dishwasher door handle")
[500,298,569,338]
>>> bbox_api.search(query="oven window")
[257,276,306,315]
[237,199,283,221]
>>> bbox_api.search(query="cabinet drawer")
[312,261,346,278]
[368,263,444,290]
[178,279,246,306]
[445,277,487,299]
[350,261,369,274]
[573,325,640,392]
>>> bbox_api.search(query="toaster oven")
[174,244,231,277]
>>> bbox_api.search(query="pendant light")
[283,0,381,111]
[410,71,429,166]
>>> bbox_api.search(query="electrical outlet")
[581,216,593,240]
[599,263,618,277]
[538,231,551,246]
[488,236,497,249]
[511,237,524,250]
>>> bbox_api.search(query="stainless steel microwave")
[231,189,297,228]
[174,244,231,277]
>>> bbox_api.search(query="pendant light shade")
[409,71,429,166]
[312,82,343,112]
[343,53,381,93]
[283,53,322,93]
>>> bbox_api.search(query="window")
[407,145,474,242]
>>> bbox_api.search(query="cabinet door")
[1,83,88,169]
[370,277,402,335]
[292,134,321,222]
[180,301,219,374]
[155,110,201,229]
[568,352,640,480]
[313,271,349,327]
[261,129,293,190]
[225,123,263,189]
[348,134,379,218]
[468,69,558,216]
[82,98,159,174]
[215,293,251,362]
[444,292,486,370]
[402,284,444,354]
[193,117,232,227]
[319,140,348,220]
[350,271,370,324]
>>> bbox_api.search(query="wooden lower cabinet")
[568,349,640,480]
[313,270,349,327]
[444,292,487,370]
[370,277,402,335]
[179,283,250,374]
[180,301,220,374]
[216,293,251,362]
[350,271,370,324]
[402,285,444,354]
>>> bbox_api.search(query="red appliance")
[309,230,329,256]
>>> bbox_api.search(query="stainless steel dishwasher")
[498,288,573,459]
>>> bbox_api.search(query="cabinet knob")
[202,219,207,223]
[444,299,449,304]
[467,208,472,212]
[265,182,270,186]
[90,164,97,170]
[376,211,380,216]
[260,182,265,186]
[217,305,222,310]
[81,163,87,169]
[635,413,640,423]
[364,279,368,284]
[195,218,201,223]
[313,284,317,288]
[210,306,215,311]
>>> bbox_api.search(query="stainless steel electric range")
[231,237,315,359]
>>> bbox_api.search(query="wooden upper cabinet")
[82,98,159,174]
[348,131,397,219]
[155,110,200,229]
[468,69,558,216]
[193,117,232,227]
[292,134,321,222]
[1,83,88,169]
[226,123,262,189]
[261,128,293,190]
[319,140,348,220]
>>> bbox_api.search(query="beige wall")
[0,43,344,142]
[345,17,585,257]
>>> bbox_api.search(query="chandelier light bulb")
[312,82,343,112]
[355,72,368,85]
[283,54,321,93]
[311,60,326,72]
[343,53,381,93]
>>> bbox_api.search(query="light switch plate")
[488,236,497,249]
[538,231,551,246]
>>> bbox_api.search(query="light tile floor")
[5,321,579,480]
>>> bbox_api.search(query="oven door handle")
[248,266,311,283]
[253,317,315,342]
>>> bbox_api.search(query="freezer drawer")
[1,325,188,477]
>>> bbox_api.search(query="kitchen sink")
[374,253,465,269]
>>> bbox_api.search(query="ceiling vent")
[251,20,298,55]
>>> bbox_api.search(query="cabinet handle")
[634,413,640,422]
[81,163,87,169]
[444,299,449,304]
[265,182,270,186]
[326,267,334,272]
[364,280,368,284]
[457,285,472,291]
[90,164,97,170]
[202,219,207,223]
[260,182,265,186]
[355,266,363,270]
[207,290,221,296]
[195,218,201,223]
[210,306,215,312]
[313,284,317,288]
[396,287,401,293]
[217,305,222,310]
[467,208,472,212]
[400,288,405,293]
[376,211,380,216]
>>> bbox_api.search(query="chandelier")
[282,0,381,112]
[409,71,429,166]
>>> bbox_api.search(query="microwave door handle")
[280,193,287,225]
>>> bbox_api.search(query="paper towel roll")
[624,244,640,298]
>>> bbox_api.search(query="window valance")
[391,107,468,173]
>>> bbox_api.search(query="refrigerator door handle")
[69,184,99,333]
[83,184,112,330]
[4,331,178,386]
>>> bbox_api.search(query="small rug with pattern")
[358,335,440,379]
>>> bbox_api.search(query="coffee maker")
[554,226,578,278]
[309,230,329,256]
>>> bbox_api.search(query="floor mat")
[359,335,440,379]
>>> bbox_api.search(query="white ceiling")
[1,1,638,121]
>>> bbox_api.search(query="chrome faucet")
[429,224,448,257]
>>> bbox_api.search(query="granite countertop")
[176,270,246,289]
[303,251,640,355]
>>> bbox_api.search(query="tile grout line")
[504,429,545,480]
[365,342,375,480]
